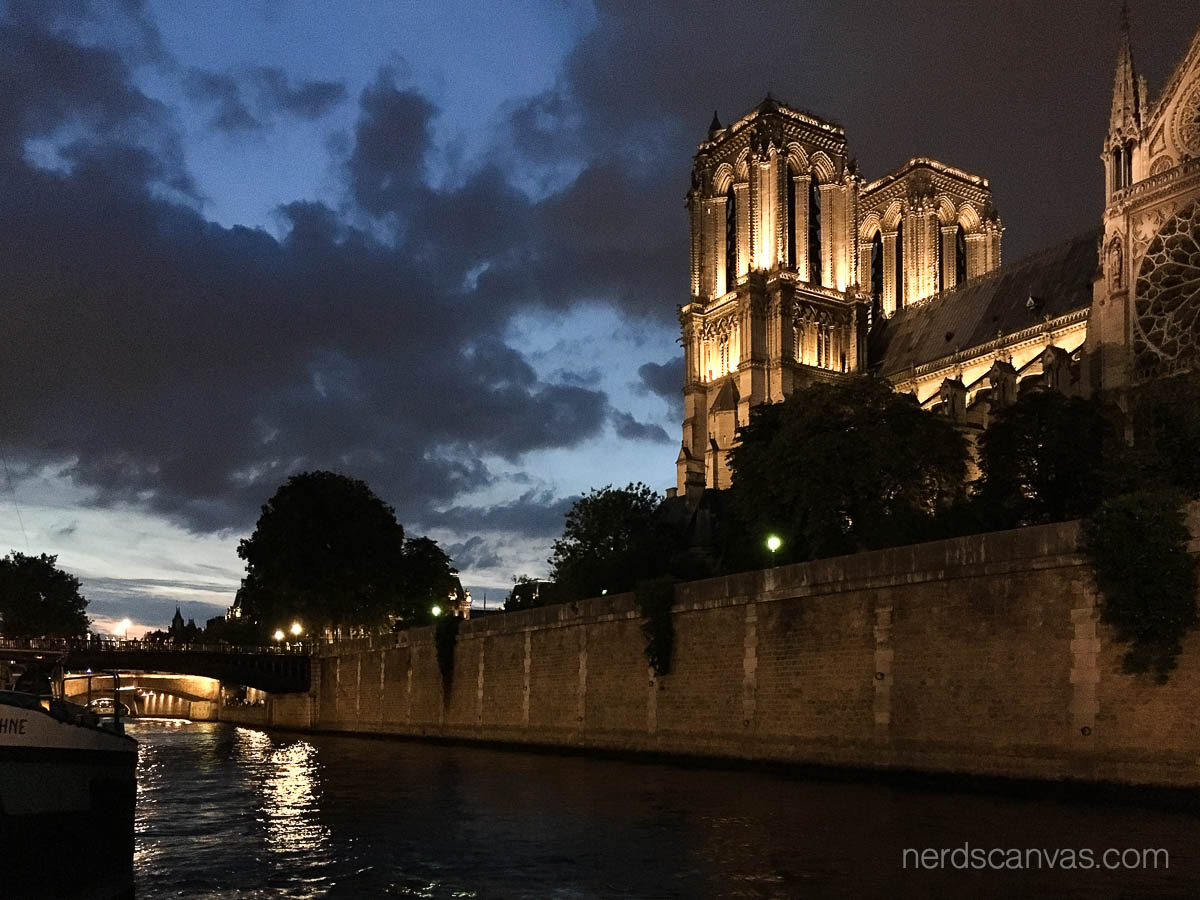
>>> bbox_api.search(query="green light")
[766,535,782,553]
[431,605,442,617]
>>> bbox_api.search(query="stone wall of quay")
[257,520,1200,788]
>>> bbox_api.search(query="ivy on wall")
[1083,490,1198,682]
[434,614,461,697]
[636,577,676,677]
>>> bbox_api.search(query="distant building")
[679,11,1200,502]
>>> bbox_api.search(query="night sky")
[1,0,1196,634]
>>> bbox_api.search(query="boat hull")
[1,703,137,900]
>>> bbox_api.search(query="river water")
[128,720,1200,898]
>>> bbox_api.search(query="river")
[128,719,1200,898]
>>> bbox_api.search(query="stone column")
[688,191,701,298]
[986,222,1002,272]
[735,182,750,279]
[858,238,874,292]
[705,196,726,298]
[882,231,899,317]
[794,174,811,282]
[965,232,987,280]
[908,203,938,303]
[819,183,838,289]
[775,156,789,267]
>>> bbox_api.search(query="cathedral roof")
[871,230,1100,378]
[709,377,739,412]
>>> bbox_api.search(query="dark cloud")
[184,69,261,132]
[637,357,683,418]
[3,0,1198,574]
[556,368,603,387]
[444,536,503,571]
[252,66,346,119]
[426,491,573,539]
[185,65,347,133]
[0,4,185,181]
[611,411,670,444]
[0,17,615,540]
[347,68,437,217]
[533,0,1197,263]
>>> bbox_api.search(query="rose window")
[1134,201,1200,373]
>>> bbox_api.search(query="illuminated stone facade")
[677,97,1002,496]
[1087,12,1200,390]
[679,13,1200,501]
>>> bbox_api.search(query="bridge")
[0,638,311,693]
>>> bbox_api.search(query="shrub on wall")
[434,614,461,695]
[636,577,676,677]
[1083,490,1198,682]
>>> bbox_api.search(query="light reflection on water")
[129,720,1200,898]
[233,727,330,856]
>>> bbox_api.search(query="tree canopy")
[398,536,461,621]
[1084,489,1197,681]
[549,483,676,602]
[235,471,452,634]
[976,389,1126,527]
[0,552,90,637]
[728,376,969,563]
[504,575,560,611]
[1130,370,1200,497]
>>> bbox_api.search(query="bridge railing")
[0,637,312,656]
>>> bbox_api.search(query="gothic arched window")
[809,180,822,286]
[895,220,905,309]
[725,186,737,293]
[955,225,967,286]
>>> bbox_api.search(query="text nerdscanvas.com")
[903,845,1168,871]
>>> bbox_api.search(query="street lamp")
[766,534,782,564]
[289,621,303,637]
[273,629,285,642]
[431,605,442,617]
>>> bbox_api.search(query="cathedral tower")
[677,97,1000,501]
[1085,6,1200,393]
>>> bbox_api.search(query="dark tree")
[1084,490,1197,681]
[728,376,968,563]
[549,483,674,602]
[235,471,409,634]
[397,537,461,625]
[1131,371,1200,497]
[0,552,90,637]
[977,389,1126,527]
[504,575,559,611]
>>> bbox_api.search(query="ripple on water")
[130,720,1200,899]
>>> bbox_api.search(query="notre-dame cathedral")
[677,11,1200,503]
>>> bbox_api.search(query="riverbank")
[228,518,1200,789]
